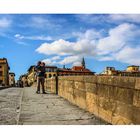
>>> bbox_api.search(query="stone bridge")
[0,87,107,125]
[0,75,140,125]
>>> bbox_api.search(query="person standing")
[36,61,46,94]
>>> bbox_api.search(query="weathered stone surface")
[18,87,106,125]
[97,85,114,99]
[114,101,133,121]
[135,78,140,90]
[59,76,84,82]
[74,81,85,90]
[113,87,134,104]
[73,89,86,109]
[45,76,140,124]
[0,88,23,125]
[97,76,114,85]
[84,76,97,83]
[133,90,140,107]
[112,77,136,89]
[132,107,140,124]
[112,115,133,125]
[85,83,97,94]
[86,92,99,116]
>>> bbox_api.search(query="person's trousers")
[37,77,45,92]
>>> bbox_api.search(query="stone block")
[132,107,140,124]
[86,92,99,116]
[98,107,112,124]
[98,97,117,112]
[97,76,114,85]
[84,76,97,83]
[133,90,140,107]
[135,78,140,90]
[74,81,85,90]
[113,87,134,104]
[85,83,97,94]
[97,85,114,99]
[114,101,133,121]
[73,89,86,109]
[73,89,86,99]
[112,115,133,125]
[112,77,136,89]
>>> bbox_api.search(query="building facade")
[0,58,10,86]
[126,65,139,72]
[27,65,36,86]
[45,66,58,78]
[9,72,15,87]
[58,58,95,76]
[101,67,120,76]
[101,66,140,77]
[19,74,28,87]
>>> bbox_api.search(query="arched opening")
[49,74,52,78]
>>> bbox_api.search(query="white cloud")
[97,23,140,55]
[42,56,61,65]
[36,39,75,56]
[36,30,98,65]
[36,23,140,66]
[0,18,11,28]
[97,23,140,65]
[36,31,97,57]
[58,56,81,65]
[109,14,140,23]
[73,29,102,40]
[51,56,61,61]
[42,59,53,65]
[14,34,53,41]
[114,46,140,65]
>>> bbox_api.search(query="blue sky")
[0,14,140,80]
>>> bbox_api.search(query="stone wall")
[45,76,140,124]
[45,78,57,94]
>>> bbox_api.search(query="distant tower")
[82,57,86,69]
[63,64,66,69]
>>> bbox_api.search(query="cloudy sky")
[0,14,140,80]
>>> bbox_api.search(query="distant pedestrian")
[35,61,46,94]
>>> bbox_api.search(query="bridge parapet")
[45,76,140,125]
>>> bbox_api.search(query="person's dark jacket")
[35,65,46,77]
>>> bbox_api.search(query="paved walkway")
[0,87,107,125]
[0,88,23,124]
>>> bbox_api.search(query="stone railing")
[45,77,57,94]
[45,76,140,124]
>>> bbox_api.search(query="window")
[0,71,2,76]
[0,80,3,84]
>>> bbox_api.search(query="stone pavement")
[0,87,107,125]
[0,88,23,124]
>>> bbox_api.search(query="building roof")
[58,67,95,73]
[45,66,57,68]
[72,66,84,71]
[127,65,139,68]
[0,58,10,70]
[9,72,15,76]
[27,65,35,72]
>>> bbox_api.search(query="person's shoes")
[36,91,40,94]
[42,92,47,94]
